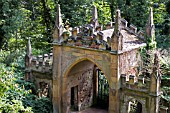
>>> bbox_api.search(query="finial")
[146,7,155,37]
[146,7,156,49]
[26,37,32,56]
[149,7,154,27]
[90,5,99,28]
[92,5,98,20]
[111,9,122,51]
[55,4,62,28]
[53,4,63,42]
[114,9,121,35]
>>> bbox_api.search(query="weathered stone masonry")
[25,5,166,113]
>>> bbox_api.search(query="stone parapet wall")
[121,74,150,92]
[55,17,145,52]
[30,53,53,73]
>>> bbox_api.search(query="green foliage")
[0,63,32,113]
[23,96,52,113]
[0,0,21,49]
[59,0,93,27]
[0,50,52,113]
[161,86,170,109]
[93,1,111,25]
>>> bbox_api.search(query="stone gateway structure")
[25,5,165,113]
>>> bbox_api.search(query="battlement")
[121,74,150,92]
[30,53,53,73]
[56,18,145,51]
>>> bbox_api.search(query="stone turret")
[53,4,63,43]
[90,5,99,28]
[111,9,122,52]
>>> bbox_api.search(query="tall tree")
[0,0,22,49]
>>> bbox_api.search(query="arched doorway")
[94,69,109,109]
[63,60,109,112]
[127,99,142,113]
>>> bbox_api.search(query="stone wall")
[119,49,141,76]
[65,60,95,111]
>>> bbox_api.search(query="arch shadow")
[62,56,110,85]
[61,56,110,112]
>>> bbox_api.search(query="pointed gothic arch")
[61,59,110,112]
[62,57,110,85]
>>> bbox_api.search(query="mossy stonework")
[25,5,165,113]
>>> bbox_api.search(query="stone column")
[109,54,120,113]
[52,45,62,113]
[149,96,160,113]
[149,52,161,113]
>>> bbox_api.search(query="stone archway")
[127,99,142,113]
[121,95,147,113]
[62,59,110,113]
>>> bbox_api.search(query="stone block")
[94,55,102,61]
[87,54,94,59]
[111,55,118,63]
[63,47,71,52]
[43,54,48,61]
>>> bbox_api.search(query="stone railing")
[30,53,53,73]
[121,74,150,92]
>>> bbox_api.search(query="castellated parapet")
[53,18,146,52]
[121,74,150,92]
[30,53,53,73]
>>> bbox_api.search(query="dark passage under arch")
[65,60,109,112]
[128,99,142,113]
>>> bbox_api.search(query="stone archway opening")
[64,60,109,113]
[94,69,109,110]
[127,99,142,113]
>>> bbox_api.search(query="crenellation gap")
[129,75,138,84]
[71,27,79,37]
[49,53,53,60]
